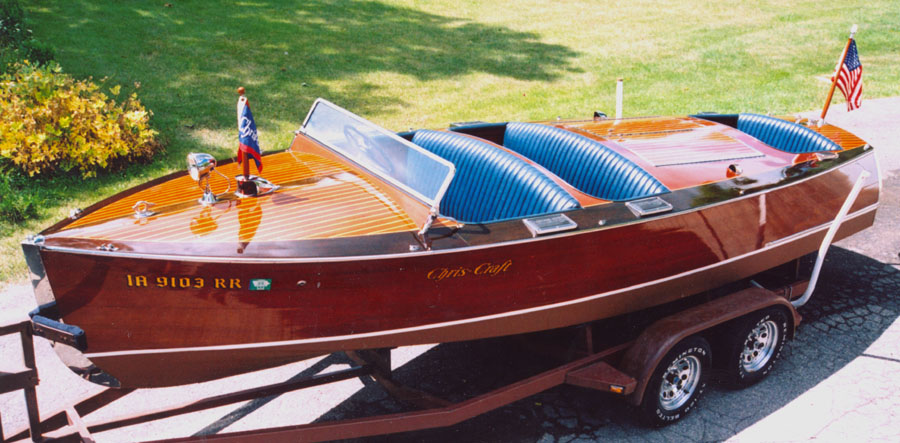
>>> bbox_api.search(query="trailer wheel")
[723,307,788,388]
[639,336,710,427]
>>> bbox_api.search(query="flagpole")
[820,24,858,121]
[237,87,250,179]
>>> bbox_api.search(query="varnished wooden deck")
[58,152,418,242]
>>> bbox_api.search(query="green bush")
[0,62,162,177]
[0,0,54,72]
[0,0,26,46]
[0,173,40,224]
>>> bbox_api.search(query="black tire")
[639,336,711,427]
[722,307,789,388]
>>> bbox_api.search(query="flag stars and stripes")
[833,39,863,111]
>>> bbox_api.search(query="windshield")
[301,99,455,209]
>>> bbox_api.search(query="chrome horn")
[187,153,230,205]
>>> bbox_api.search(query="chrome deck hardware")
[626,197,673,217]
[523,213,578,237]
[25,234,45,244]
[187,153,231,205]
[132,201,156,219]
[235,175,278,198]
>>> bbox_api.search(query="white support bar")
[615,78,624,120]
[792,169,871,307]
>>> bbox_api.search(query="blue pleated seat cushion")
[737,113,841,154]
[503,122,669,201]
[411,130,580,224]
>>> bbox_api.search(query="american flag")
[833,39,863,111]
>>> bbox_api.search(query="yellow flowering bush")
[0,62,160,177]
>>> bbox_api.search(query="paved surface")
[1,98,898,442]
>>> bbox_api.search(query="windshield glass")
[302,99,454,209]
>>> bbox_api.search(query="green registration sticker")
[249,279,272,291]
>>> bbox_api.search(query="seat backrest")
[411,130,580,223]
[503,122,668,201]
[737,113,841,154]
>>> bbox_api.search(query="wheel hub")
[658,355,701,410]
[740,319,779,373]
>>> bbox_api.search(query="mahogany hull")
[34,152,879,387]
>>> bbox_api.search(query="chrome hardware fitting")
[97,243,119,252]
[132,201,156,218]
[69,208,83,219]
[417,209,439,238]
[187,153,231,205]
[235,175,278,198]
[25,234,45,244]
[814,152,839,161]
[523,213,578,237]
[626,197,673,217]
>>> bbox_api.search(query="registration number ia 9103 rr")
[126,275,244,289]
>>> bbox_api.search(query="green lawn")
[2,0,898,284]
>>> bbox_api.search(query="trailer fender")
[620,287,800,406]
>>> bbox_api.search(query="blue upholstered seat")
[737,114,841,154]
[411,130,580,224]
[503,122,668,201]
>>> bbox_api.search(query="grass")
[2,0,899,284]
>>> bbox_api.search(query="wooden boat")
[22,99,880,388]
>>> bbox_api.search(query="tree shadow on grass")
[15,0,581,225]
[30,0,580,127]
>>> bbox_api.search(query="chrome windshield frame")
[299,98,455,219]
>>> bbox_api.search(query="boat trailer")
[3,280,808,442]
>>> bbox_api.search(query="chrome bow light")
[188,153,216,181]
[187,153,230,205]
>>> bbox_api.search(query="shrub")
[0,0,54,72]
[0,173,40,224]
[0,62,161,177]
[0,0,26,46]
